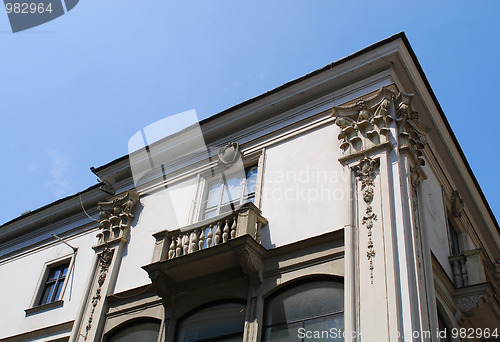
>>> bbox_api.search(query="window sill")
[25,300,63,315]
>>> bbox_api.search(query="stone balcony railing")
[151,202,267,263]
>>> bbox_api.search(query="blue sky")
[0,1,498,225]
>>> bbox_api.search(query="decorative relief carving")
[451,190,464,217]
[354,157,380,284]
[454,294,486,315]
[236,247,263,284]
[218,142,241,168]
[83,248,114,341]
[331,87,428,184]
[393,91,427,185]
[96,191,138,246]
[331,87,395,158]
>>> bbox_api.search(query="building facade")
[1,33,499,342]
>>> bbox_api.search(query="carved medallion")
[218,142,241,168]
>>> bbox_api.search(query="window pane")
[107,321,160,342]
[222,175,243,204]
[54,280,65,301]
[266,281,344,325]
[246,167,258,195]
[304,314,344,342]
[61,266,68,277]
[39,284,55,305]
[176,303,246,342]
[264,322,302,342]
[206,180,222,208]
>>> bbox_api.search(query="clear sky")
[0,1,498,225]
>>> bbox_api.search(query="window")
[201,166,258,220]
[175,302,246,342]
[447,219,461,256]
[105,319,161,342]
[263,279,344,342]
[38,262,69,306]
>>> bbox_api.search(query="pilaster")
[70,191,138,342]
[332,86,430,341]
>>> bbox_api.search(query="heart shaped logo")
[4,0,79,33]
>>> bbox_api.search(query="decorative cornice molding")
[354,157,380,284]
[95,191,138,246]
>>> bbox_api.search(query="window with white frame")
[201,166,258,220]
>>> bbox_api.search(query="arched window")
[105,319,161,342]
[263,279,344,341]
[175,301,246,342]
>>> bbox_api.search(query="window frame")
[262,277,344,342]
[200,165,258,220]
[174,300,247,342]
[28,253,75,310]
[189,150,265,224]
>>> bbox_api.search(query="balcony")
[448,249,500,329]
[142,202,268,301]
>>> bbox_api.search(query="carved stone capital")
[331,87,395,158]
[332,87,428,184]
[96,191,138,246]
[394,92,427,184]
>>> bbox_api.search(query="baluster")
[198,227,205,250]
[207,224,213,247]
[175,236,182,257]
[188,230,198,254]
[214,221,222,245]
[222,219,230,243]
[168,237,176,259]
[182,233,189,255]
[460,259,468,286]
[230,216,237,239]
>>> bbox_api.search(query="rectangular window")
[447,219,461,256]
[38,262,69,306]
[201,166,258,220]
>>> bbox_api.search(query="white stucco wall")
[419,163,453,279]
[113,178,198,293]
[260,123,349,248]
[0,231,96,340]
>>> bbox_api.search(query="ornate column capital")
[331,87,395,160]
[96,191,138,247]
[393,92,427,185]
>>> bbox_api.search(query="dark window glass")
[38,263,69,306]
[448,219,461,256]
[263,280,344,342]
[176,302,246,342]
[106,321,161,342]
